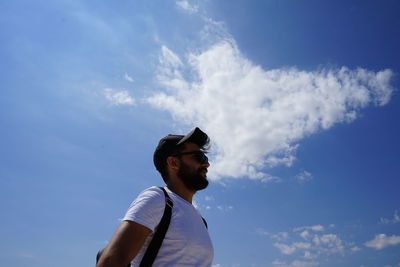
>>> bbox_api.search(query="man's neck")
[167,182,195,203]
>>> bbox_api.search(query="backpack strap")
[139,187,173,267]
[202,217,208,229]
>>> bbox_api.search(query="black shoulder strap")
[202,217,208,229]
[139,187,173,267]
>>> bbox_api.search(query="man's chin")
[178,170,209,191]
[196,177,209,190]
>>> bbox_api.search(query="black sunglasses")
[172,151,209,164]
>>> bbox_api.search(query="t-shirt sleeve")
[122,186,165,231]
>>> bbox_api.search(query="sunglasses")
[172,150,209,164]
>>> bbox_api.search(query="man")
[97,127,213,267]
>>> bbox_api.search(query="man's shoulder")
[140,186,164,195]
[123,186,167,231]
[135,186,166,203]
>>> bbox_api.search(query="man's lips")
[199,168,208,176]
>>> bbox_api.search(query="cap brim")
[177,127,207,146]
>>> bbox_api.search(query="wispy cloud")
[274,242,312,255]
[272,259,319,267]
[380,210,400,224]
[256,229,289,241]
[383,264,400,267]
[18,253,34,259]
[261,224,352,266]
[350,246,362,252]
[293,225,325,232]
[148,39,394,180]
[194,195,233,212]
[104,88,135,106]
[192,200,199,209]
[124,73,134,82]
[205,195,214,201]
[159,46,184,68]
[295,170,313,183]
[364,234,400,250]
[274,233,345,258]
[176,0,199,14]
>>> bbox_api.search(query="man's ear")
[166,156,180,171]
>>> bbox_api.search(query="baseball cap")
[153,127,209,173]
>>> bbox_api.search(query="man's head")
[153,127,210,190]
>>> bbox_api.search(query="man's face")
[176,143,210,191]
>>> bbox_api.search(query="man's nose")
[201,161,210,168]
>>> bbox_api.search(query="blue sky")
[1,0,400,266]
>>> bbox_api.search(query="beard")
[177,161,209,191]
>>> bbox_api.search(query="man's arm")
[96,220,152,267]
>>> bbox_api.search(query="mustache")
[198,168,208,173]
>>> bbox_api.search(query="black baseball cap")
[153,127,209,173]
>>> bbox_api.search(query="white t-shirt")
[123,186,214,267]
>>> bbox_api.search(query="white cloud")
[274,243,297,255]
[380,210,400,224]
[18,253,34,259]
[364,234,400,250]
[257,229,290,241]
[272,232,290,241]
[256,228,269,236]
[124,73,134,82]
[350,246,361,252]
[294,225,325,233]
[274,242,312,255]
[194,201,233,212]
[176,0,199,14]
[272,259,319,267]
[193,196,232,212]
[303,251,316,260]
[147,40,395,180]
[216,205,233,211]
[276,233,344,256]
[192,200,199,209]
[104,88,135,105]
[267,224,348,265]
[300,230,310,240]
[315,234,345,254]
[295,242,312,250]
[205,195,214,201]
[384,264,400,267]
[159,46,183,69]
[261,174,282,183]
[295,170,313,182]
